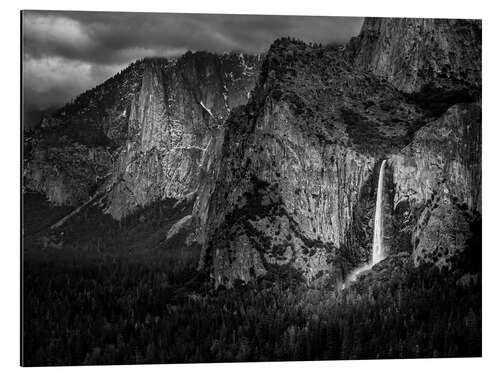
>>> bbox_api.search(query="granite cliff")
[350,18,481,111]
[24,52,261,218]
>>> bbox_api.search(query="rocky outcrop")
[191,127,226,246]
[412,200,473,268]
[350,18,481,97]
[166,214,193,242]
[389,103,481,267]
[389,104,481,212]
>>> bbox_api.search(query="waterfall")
[371,160,386,265]
[342,159,387,286]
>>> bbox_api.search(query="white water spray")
[343,160,387,286]
[371,159,386,265]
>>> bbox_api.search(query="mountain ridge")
[24,51,262,217]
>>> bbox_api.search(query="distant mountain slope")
[24,52,262,216]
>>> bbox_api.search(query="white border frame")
[5,1,498,373]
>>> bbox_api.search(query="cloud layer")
[22,11,363,128]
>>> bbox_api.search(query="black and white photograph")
[20,8,482,367]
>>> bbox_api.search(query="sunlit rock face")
[389,103,481,267]
[199,101,375,286]
[24,53,261,217]
[389,104,481,212]
[106,53,260,219]
[191,127,226,246]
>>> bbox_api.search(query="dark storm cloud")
[22,10,363,128]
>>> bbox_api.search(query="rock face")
[389,103,481,267]
[389,104,481,213]
[25,52,261,217]
[198,102,376,286]
[350,18,481,96]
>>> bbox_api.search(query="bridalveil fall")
[371,160,386,265]
[345,160,387,283]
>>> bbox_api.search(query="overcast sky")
[22,11,363,128]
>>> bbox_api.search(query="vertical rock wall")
[351,18,481,95]
[199,99,375,286]
[389,103,481,267]
[105,54,260,219]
